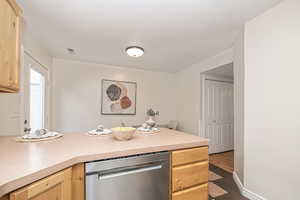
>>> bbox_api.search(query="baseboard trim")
[232,171,267,200]
[232,171,244,192]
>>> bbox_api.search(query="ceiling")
[17,0,282,73]
[204,63,233,79]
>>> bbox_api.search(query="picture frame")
[101,79,137,115]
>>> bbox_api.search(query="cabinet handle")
[97,164,162,180]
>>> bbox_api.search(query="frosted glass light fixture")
[126,46,144,57]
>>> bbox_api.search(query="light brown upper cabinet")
[0,0,22,92]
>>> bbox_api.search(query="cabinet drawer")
[172,161,208,192]
[172,147,208,167]
[172,184,208,200]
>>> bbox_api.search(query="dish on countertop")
[88,129,112,136]
[111,127,136,141]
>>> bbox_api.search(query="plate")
[88,129,112,136]
[136,127,160,134]
[15,133,63,143]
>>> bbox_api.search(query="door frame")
[20,47,50,134]
[200,74,234,151]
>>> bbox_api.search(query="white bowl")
[111,127,136,141]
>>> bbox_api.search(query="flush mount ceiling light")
[126,46,144,57]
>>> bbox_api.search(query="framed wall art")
[101,79,137,115]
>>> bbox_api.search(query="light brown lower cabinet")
[0,195,9,200]
[2,147,208,200]
[71,164,85,200]
[9,168,72,200]
[171,147,209,200]
[8,163,84,200]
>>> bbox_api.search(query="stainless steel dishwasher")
[85,151,169,200]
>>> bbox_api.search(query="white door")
[23,53,49,133]
[204,79,234,154]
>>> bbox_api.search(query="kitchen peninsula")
[0,129,209,200]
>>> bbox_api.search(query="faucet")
[24,120,31,134]
[24,127,31,134]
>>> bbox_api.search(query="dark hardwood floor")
[209,164,248,200]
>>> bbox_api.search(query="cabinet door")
[9,168,72,200]
[0,0,21,92]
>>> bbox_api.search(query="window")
[30,68,46,132]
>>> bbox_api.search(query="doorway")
[201,63,234,172]
[204,79,234,154]
[23,53,49,133]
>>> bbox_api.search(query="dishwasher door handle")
[98,164,163,180]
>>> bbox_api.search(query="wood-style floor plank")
[209,151,234,173]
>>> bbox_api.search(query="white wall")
[233,30,245,184]
[51,59,177,132]
[0,21,52,136]
[244,0,300,199]
[22,22,53,68]
[175,49,233,135]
